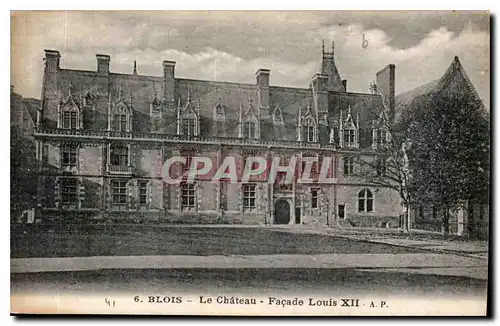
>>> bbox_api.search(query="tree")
[10,126,38,222]
[355,108,415,233]
[404,90,489,235]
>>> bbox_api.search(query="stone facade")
[33,45,402,226]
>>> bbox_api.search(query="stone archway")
[274,199,291,224]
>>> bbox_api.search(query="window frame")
[113,113,128,132]
[343,156,355,176]
[111,180,128,206]
[182,116,197,136]
[343,129,356,146]
[243,121,257,139]
[358,188,374,213]
[60,177,79,207]
[61,144,78,169]
[110,144,129,166]
[311,188,319,209]
[242,183,257,211]
[138,180,149,205]
[181,183,196,209]
[62,110,78,130]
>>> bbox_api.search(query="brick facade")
[33,46,402,226]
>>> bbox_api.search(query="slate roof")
[394,56,485,124]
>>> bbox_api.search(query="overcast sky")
[11,11,490,108]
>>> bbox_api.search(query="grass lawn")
[11,225,426,258]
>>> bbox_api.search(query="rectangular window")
[111,180,127,205]
[343,156,355,176]
[243,121,256,139]
[311,188,319,209]
[181,183,196,208]
[338,204,345,219]
[113,114,128,132]
[343,129,355,146]
[377,129,387,146]
[62,111,78,129]
[303,126,315,142]
[61,144,78,168]
[182,117,196,136]
[243,184,257,210]
[110,145,128,166]
[60,178,78,206]
[139,181,148,205]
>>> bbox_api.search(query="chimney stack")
[44,49,61,72]
[96,54,110,76]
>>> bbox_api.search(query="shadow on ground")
[11,268,488,298]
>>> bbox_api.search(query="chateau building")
[33,43,402,226]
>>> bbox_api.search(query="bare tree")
[355,106,414,233]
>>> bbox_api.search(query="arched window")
[358,188,374,212]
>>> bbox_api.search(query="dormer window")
[343,129,356,146]
[113,113,128,132]
[339,105,358,148]
[177,91,200,137]
[243,121,256,139]
[108,87,133,132]
[239,98,260,139]
[376,129,387,146]
[298,102,317,143]
[62,110,78,129]
[273,107,284,125]
[304,125,315,142]
[182,115,197,136]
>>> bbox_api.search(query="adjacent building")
[395,56,490,238]
[33,43,402,226]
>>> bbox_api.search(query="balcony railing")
[34,127,339,151]
[106,164,133,174]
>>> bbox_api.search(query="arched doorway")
[274,199,290,224]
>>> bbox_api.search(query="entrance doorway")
[274,199,291,224]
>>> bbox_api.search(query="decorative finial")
[187,89,191,103]
[133,60,137,75]
[347,105,352,116]
[332,41,335,56]
[322,39,325,54]
[248,96,253,107]
[68,82,73,96]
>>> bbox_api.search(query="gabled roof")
[394,56,485,123]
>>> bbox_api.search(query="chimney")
[96,54,110,76]
[376,64,395,121]
[163,60,176,105]
[342,79,347,91]
[44,49,61,72]
[256,69,270,88]
[256,69,270,109]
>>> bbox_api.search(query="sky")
[10,11,490,108]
